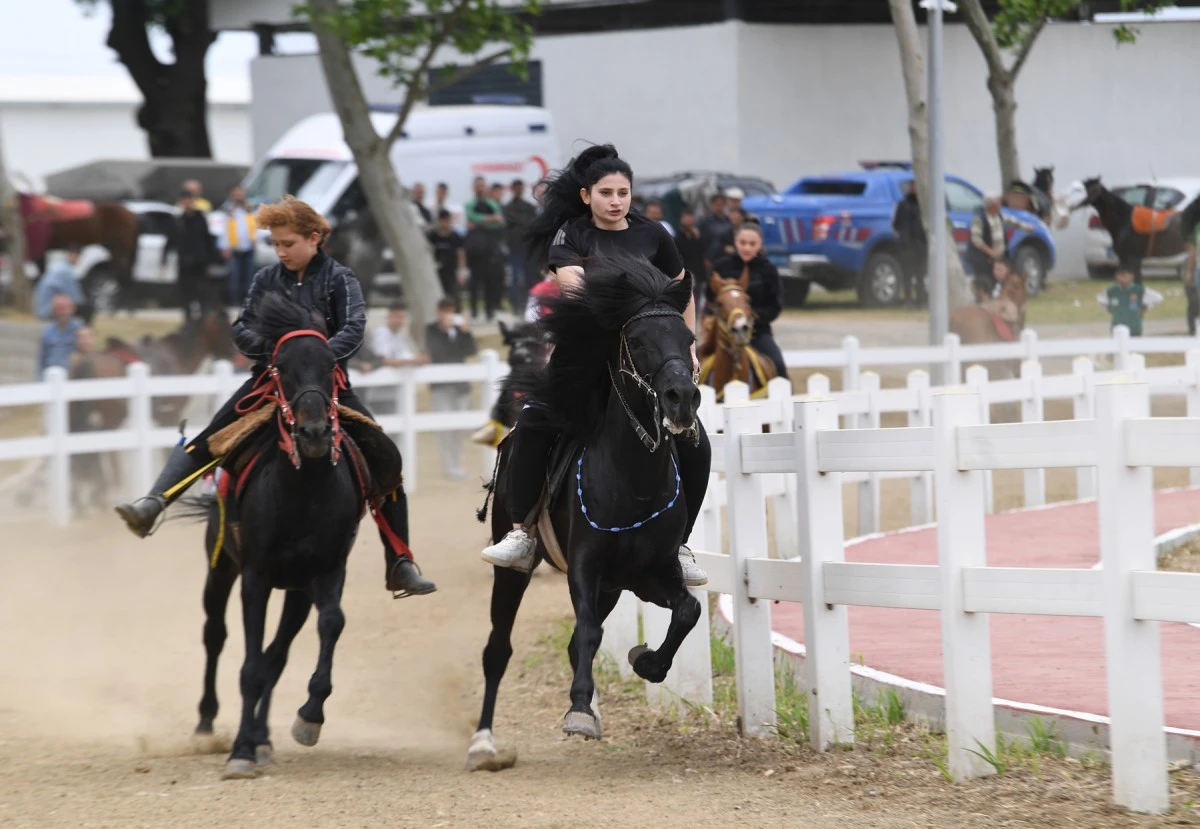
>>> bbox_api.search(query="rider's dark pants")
[750,331,787,379]
[1187,281,1199,336]
[506,402,712,545]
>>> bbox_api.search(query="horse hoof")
[627,644,651,667]
[220,758,258,780]
[189,732,228,755]
[562,710,602,741]
[465,728,517,772]
[255,745,276,768]
[291,717,322,747]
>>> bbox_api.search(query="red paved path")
[769,489,1200,730]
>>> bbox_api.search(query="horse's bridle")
[712,282,756,352]
[235,329,346,469]
[609,306,699,453]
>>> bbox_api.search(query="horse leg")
[627,572,703,684]
[292,566,347,748]
[562,551,604,740]
[251,589,312,766]
[565,590,621,727]
[222,569,271,779]
[196,553,238,736]
[466,565,533,772]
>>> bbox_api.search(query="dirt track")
[2,472,1199,829]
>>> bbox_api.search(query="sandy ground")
[3,473,1200,829]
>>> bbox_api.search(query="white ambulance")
[238,104,562,283]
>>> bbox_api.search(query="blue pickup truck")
[742,162,1056,307]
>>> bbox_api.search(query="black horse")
[1073,176,1200,282]
[467,255,703,770]
[471,320,552,449]
[179,292,368,780]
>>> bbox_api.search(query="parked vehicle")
[743,162,1057,307]
[1083,177,1200,280]
[632,171,777,229]
[238,105,562,291]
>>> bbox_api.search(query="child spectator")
[39,294,83,376]
[1098,267,1161,337]
[427,209,467,304]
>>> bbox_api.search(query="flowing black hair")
[524,143,634,267]
[510,252,692,441]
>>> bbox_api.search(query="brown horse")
[67,310,237,500]
[18,193,139,282]
[950,267,1028,378]
[697,268,776,401]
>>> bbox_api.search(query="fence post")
[1073,356,1097,500]
[806,372,831,398]
[794,396,854,750]
[1113,325,1131,371]
[601,591,640,680]
[1188,350,1200,487]
[965,365,994,514]
[129,361,154,498]
[1094,378,1168,814]
[479,349,502,480]
[724,402,776,738]
[1019,327,1039,365]
[857,371,881,536]
[767,377,797,558]
[932,388,995,781]
[945,332,962,385]
[842,335,860,392]
[44,366,70,526]
[1126,352,1146,379]
[907,370,934,525]
[400,370,419,494]
[724,380,750,406]
[1019,359,1045,508]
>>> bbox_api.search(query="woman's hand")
[690,341,700,376]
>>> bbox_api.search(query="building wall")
[1,103,252,191]
[244,19,1200,276]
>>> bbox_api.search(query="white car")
[1084,177,1200,280]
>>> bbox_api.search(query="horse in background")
[471,319,552,449]
[697,270,776,402]
[1005,166,1070,230]
[950,266,1028,379]
[1066,176,1200,282]
[17,193,139,283]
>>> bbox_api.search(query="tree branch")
[959,0,1009,80]
[384,32,447,147]
[1009,15,1047,79]
[106,0,165,99]
[426,46,515,98]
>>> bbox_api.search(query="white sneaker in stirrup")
[678,545,708,586]
[481,529,537,572]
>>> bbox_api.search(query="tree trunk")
[106,0,215,158]
[888,0,972,311]
[308,0,442,336]
[988,72,1021,190]
[0,119,30,310]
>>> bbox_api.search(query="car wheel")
[84,266,122,315]
[859,250,904,308]
[1012,245,1046,297]
[782,278,811,308]
[1087,264,1116,281]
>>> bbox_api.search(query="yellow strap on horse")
[746,348,773,397]
[210,486,227,570]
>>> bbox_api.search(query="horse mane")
[251,291,328,344]
[511,253,692,440]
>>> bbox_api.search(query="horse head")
[500,321,549,374]
[1066,177,1102,210]
[251,293,340,463]
[708,268,755,349]
[1033,166,1055,194]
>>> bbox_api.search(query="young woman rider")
[707,219,786,378]
[480,144,710,586]
[113,196,436,598]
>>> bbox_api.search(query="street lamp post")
[922,0,956,384]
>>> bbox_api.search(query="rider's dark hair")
[524,143,634,266]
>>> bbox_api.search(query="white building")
[0,74,252,191]
[210,0,1200,277]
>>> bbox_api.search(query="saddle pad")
[1132,205,1174,236]
[991,313,1016,342]
[22,193,95,224]
[515,435,583,575]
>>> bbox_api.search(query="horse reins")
[235,329,346,469]
[609,306,698,453]
[712,278,756,354]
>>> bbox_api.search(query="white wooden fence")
[600,376,1199,815]
[0,351,508,524]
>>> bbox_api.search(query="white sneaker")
[482,529,537,572]
[679,545,708,586]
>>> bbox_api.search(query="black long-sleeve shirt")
[708,254,783,337]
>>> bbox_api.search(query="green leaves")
[295,0,540,93]
[991,0,1170,50]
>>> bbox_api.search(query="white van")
[238,105,562,284]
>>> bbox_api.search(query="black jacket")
[892,194,926,248]
[425,322,478,393]
[233,252,366,367]
[708,254,783,336]
[164,210,217,269]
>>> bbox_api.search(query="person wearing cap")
[967,194,1008,297]
[724,186,745,215]
[164,189,219,320]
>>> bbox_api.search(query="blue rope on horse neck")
[576,448,680,533]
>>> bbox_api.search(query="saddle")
[494,428,581,573]
[697,348,774,402]
[1131,205,1175,236]
[104,337,144,366]
[979,297,1021,342]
